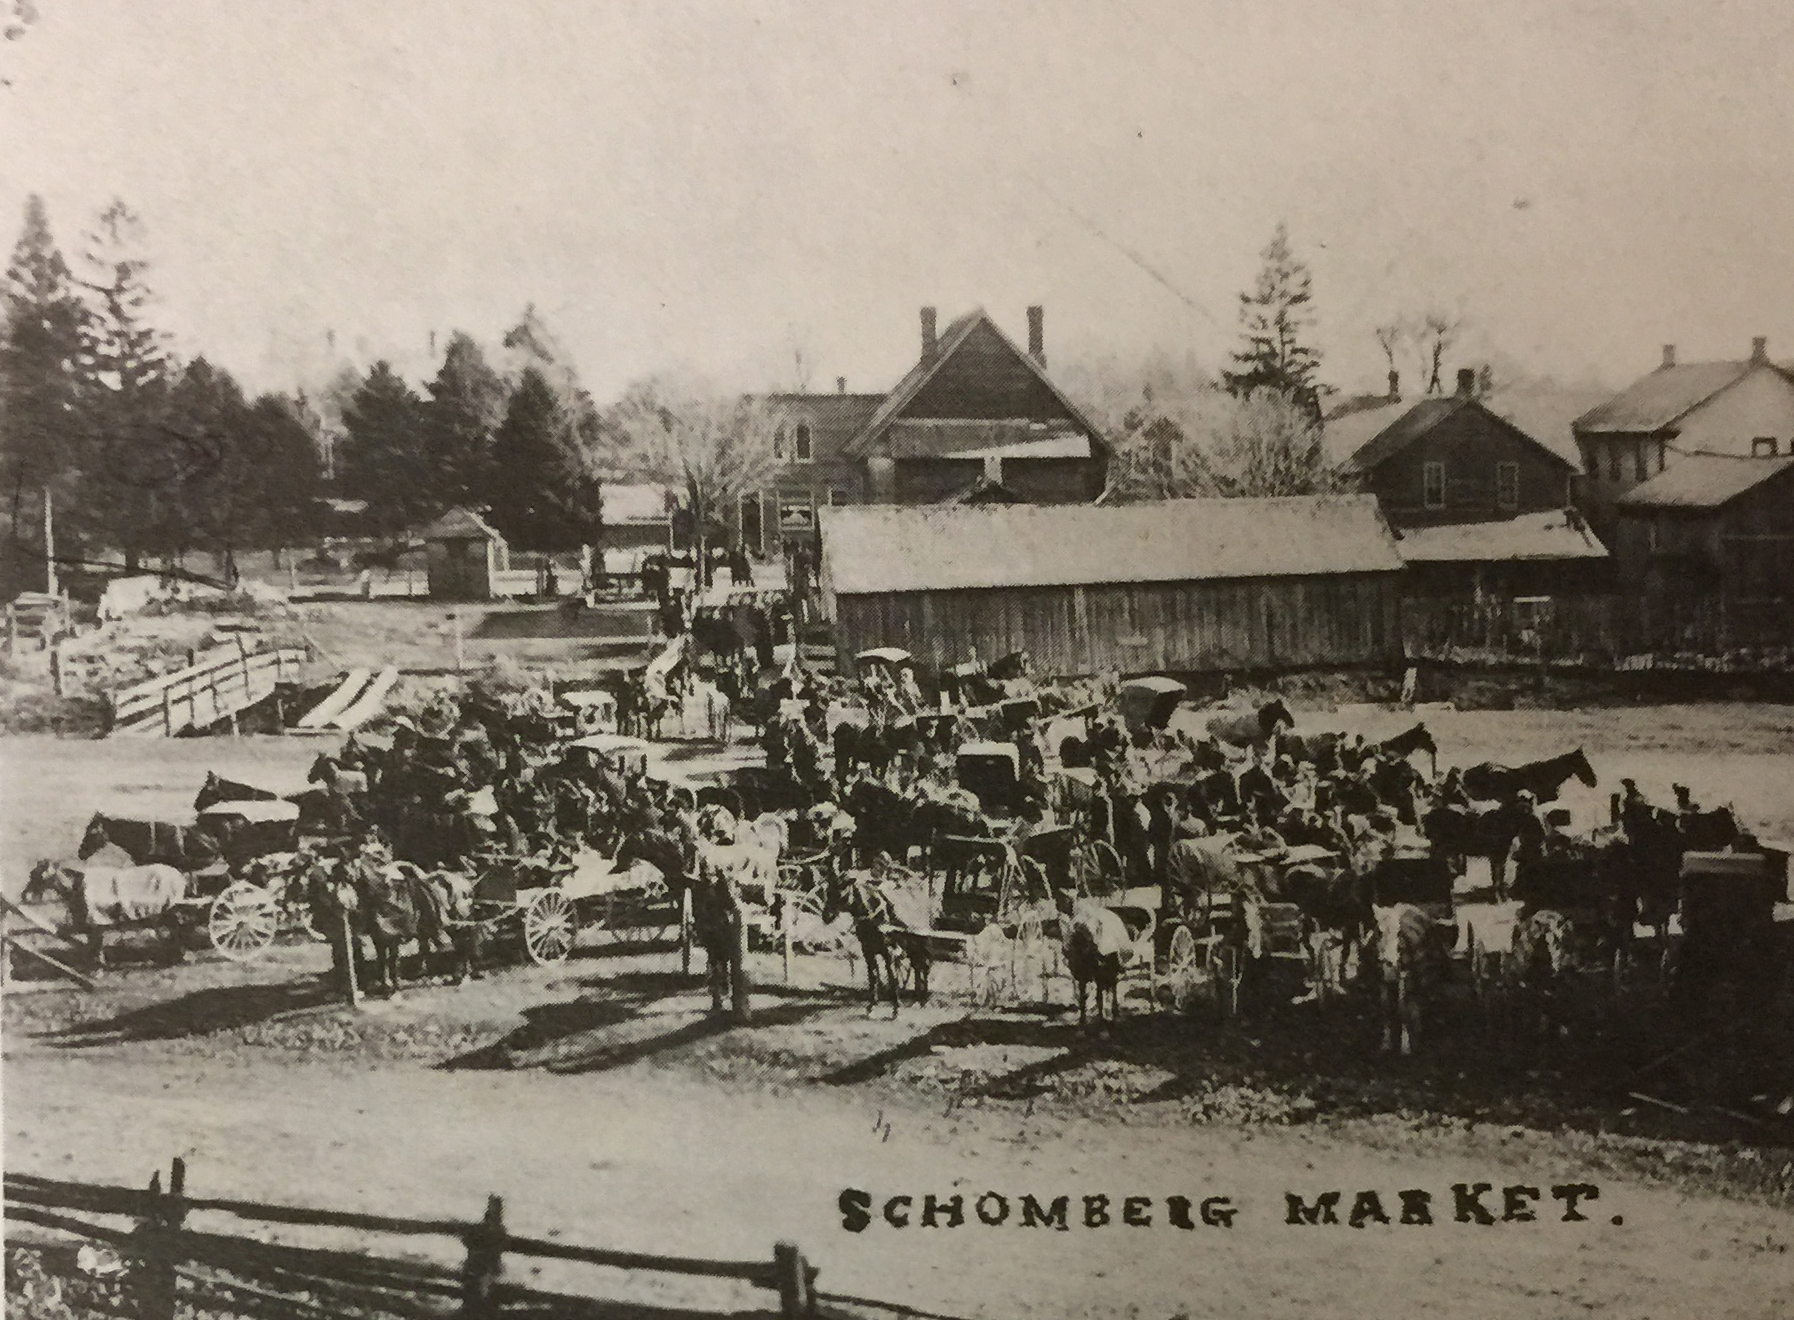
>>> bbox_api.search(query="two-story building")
[1324,368,1580,530]
[740,306,1110,558]
[1572,337,1794,541]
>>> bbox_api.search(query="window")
[1647,519,1660,553]
[1496,461,1519,510]
[1753,436,1778,457]
[1422,461,1446,509]
[773,425,786,461]
[826,488,848,506]
[1607,442,1621,482]
[794,422,813,461]
[1634,440,1648,482]
[1657,440,1667,473]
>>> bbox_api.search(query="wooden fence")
[3,1159,869,1320]
[108,640,310,737]
[1401,594,1794,670]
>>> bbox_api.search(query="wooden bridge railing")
[108,640,309,737]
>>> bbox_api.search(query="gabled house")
[1323,368,1580,530]
[1573,337,1794,539]
[1611,452,1794,637]
[740,306,1111,557]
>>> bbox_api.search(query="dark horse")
[1422,798,1533,895]
[1461,749,1596,804]
[823,862,932,1017]
[193,772,280,812]
[79,813,222,872]
[308,845,475,994]
[1374,722,1439,780]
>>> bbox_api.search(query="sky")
[4,0,1794,405]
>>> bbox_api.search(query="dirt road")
[8,1044,1791,1319]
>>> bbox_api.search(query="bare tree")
[607,375,780,587]
[1419,309,1462,395]
[1374,321,1406,384]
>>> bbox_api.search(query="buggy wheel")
[523,889,578,964]
[209,883,280,961]
[1166,925,1200,1011]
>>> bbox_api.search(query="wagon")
[559,689,619,736]
[956,742,1028,818]
[1161,838,1329,1017]
[565,732,651,777]
[1672,848,1783,1014]
[463,846,677,966]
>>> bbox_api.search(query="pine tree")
[1222,223,1324,419]
[0,195,86,585]
[337,362,430,536]
[423,331,507,508]
[72,199,177,569]
[485,367,603,553]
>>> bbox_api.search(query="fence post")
[731,910,752,1024]
[773,1242,814,1318]
[460,1195,505,1320]
[680,887,693,976]
[134,1158,187,1320]
[340,910,362,1010]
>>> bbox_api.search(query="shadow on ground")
[36,978,337,1046]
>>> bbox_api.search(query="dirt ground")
[5,701,1794,1316]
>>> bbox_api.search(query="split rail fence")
[4,1159,856,1319]
[107,641,309,737]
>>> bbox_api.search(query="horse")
[1422,799,1530,896]
[193,772,280,812]
[1062,898,1127,1027]
[823,868,910,1016]
[308,846,475,994]
[1374,722,1438,780]
[22,859,188,967]
[1369,902,1454,1055]
[1461,749,1596,804]
[1276,729,1343,777]
[78,814,222,873]
[1206,699,1294,752]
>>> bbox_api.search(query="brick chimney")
[1027,305,1045,366]
[1751,335,1769,365]
[836,376,846,394]
[1455,367,1475,397]
[1661,344,1676,369]
[1387,370,1400,402]
[920,306,938,360]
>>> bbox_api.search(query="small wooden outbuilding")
[422,507,509,601]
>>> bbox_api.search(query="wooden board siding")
[1369,407,1574,529]
[834,573,1401,678]
[895,458,983,503]
[905,320,1075,422]
[1004,456,1107,503]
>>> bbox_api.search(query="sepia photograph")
[2,3,1792,1317]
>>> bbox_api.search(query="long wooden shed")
[818,495,1405,678]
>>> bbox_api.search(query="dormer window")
[794,422,813,462]
[1752,436,1778,457]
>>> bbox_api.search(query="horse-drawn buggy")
[459,845,681,966]
[10,800,318,975]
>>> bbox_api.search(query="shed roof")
[420,507,504,541]
[1572,361,1761,434]
[603,482,674,524]
[1395,510,1609,564]
[820,495,1402,595]
[1615,453,1794,510]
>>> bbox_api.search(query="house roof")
[420,507,504,541]
[1615,453,1794,511]
[843,309,1110,459]
[1572,361,1762,434]
[1395,510,1609,564]
[819,495,1402,595]
[1321,393,1576,477]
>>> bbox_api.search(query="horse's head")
[308,753,336,786]
[22,859,73,905]
[74,813,109,860]
[1571,748,1597,788]
[1260,699,1294,735]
